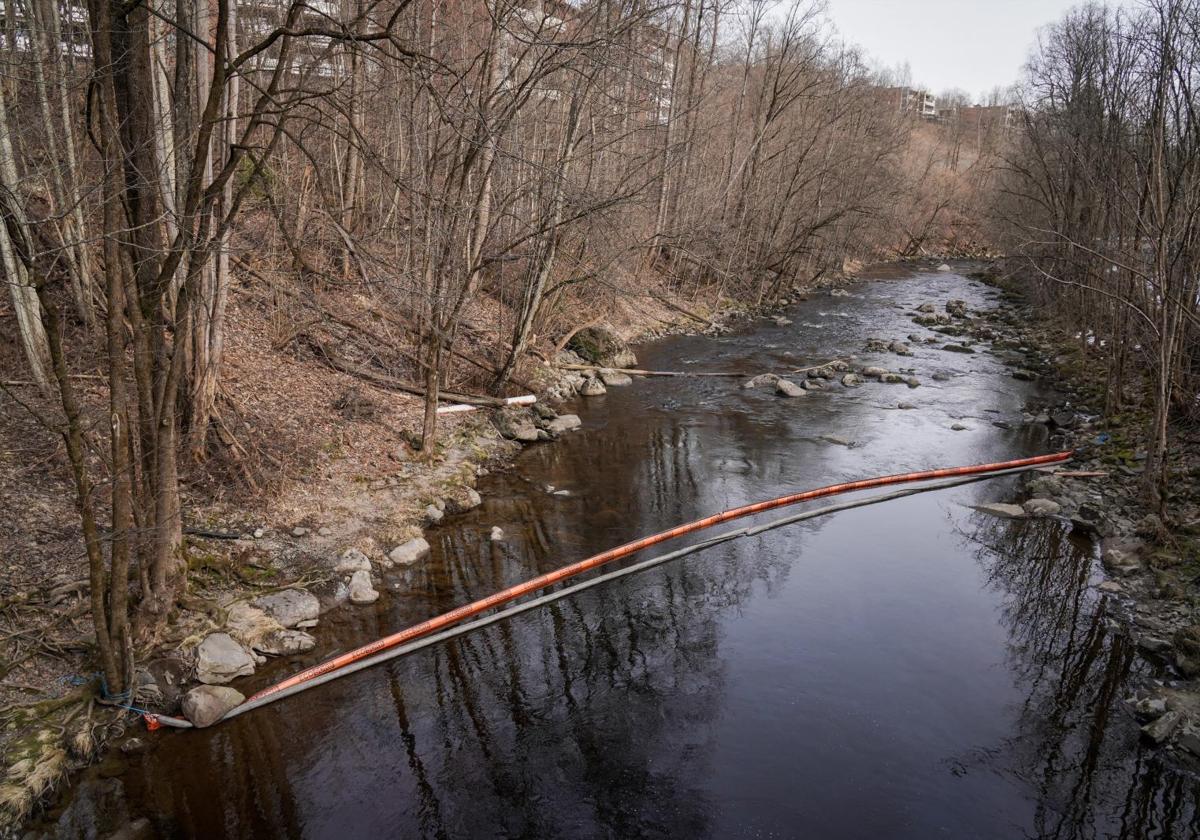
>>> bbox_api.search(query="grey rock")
[1177,727,1200,757]
[348,569,380,605]
[490,526,505,541]
[291,526,309,537]
[1133,696,1168,719]
[256,629,317,656]
[742,373,781,389]
[1136,637,1172,655]
[425,505,444,524]
[821,435,852,447]
[942,343,974,354]
[252,528,265,539]
[841,373,864,387]
[937,263,952,272]
[598,369,633,386]
[547,414,582,434]
[579,378,607,397]
[951,423,969,431]
[317,527,332,537]
[533,403,557,421]
[932,372,952,381]
[800,379,823,391]
[889,341,912,356]
[1022,498,1062,517]
[389,537,431,566]
[771,316,793,326]
[254,590,320,629]
[1102,548,1140,576]
[971,503,1026,519]
[1012,369,1037,381]
[335,548,372,575]
[775,379,806,397]
[1141,710,1183,744]
[181,685,245,728]
[898,402,916,410]
[916,303,936,313]
[861,366,889,379]
[195,633,256,684]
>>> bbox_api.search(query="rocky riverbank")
[937,268,1200,767]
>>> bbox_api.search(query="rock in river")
[182,685,245,728]
[196,633,256,684]
[579,377,607,396]
[348,569,380,605]
[547,414,582,434]
[1022,498,1061,517]
[389,537,431,566]
[742,373,781,389]
[841,373,864,387]
[598,368,633,386]
[256,629,316,657]
[775,379,806,397]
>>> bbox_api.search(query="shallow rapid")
[52,267,1200,838]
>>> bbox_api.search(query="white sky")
[825,0,1108,102]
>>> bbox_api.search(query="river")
[49,266,1200,838]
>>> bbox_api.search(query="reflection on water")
[42,269,1200,838]
[965,515,1196,838]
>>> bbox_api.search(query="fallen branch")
[310,339,512,407]
[650,293,715,328]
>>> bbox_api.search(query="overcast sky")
[825,0,1102,101]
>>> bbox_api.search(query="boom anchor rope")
[147,451,1071,729]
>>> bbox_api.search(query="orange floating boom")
[243,451,1071,705]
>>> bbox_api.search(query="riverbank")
[1,256,877,830]
[963,266,1200,764]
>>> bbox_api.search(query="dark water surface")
[59,268,1200,838]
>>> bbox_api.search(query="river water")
[51,267,1200,838]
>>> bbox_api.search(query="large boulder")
[253,590,320,629]
[195,633,256,684]
[181,685,244,728]
[566,326,637,368]
[389,537,431,566]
